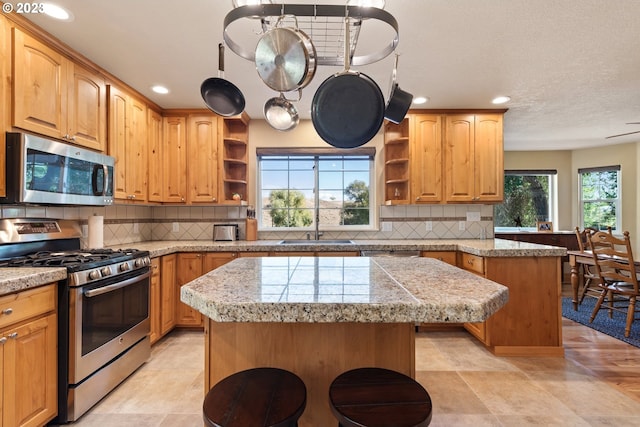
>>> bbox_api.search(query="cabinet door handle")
[0,337,6,345]
[1,308,13,315]
[7,332,18,339]
[468,259,474,265]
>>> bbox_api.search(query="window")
[579,165,621,231]
[494,170,556,230]
[257,148,374,230]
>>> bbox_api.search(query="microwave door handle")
[83,270,151,298]
[91,164,109,196]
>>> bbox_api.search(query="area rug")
[561,297,640,348]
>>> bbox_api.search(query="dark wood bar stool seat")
[329,367,432,427]
[203,367,306,427]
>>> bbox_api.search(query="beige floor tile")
[459,371,578,417]
[59,413,167,427]
[496,414,591,426]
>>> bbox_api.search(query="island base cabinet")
[465,256,564,357]
[205,321,415,427]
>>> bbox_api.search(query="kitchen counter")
[183,255,508,426]
[0,268,66,296]
[180,256,509,323]
[111,238,566,258]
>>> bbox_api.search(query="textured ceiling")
[20,0,640,151]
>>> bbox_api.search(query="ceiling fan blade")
[606,130,640,139]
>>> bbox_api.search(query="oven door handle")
[83,270,151,298]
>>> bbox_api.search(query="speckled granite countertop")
[0,268,67,296]
[110,238,567,258]
[0,238,564,296]
[180,256,509,323]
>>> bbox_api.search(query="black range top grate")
[0,248,148,271]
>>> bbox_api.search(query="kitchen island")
[181,256,508,427]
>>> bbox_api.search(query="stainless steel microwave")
[1,132,115,206]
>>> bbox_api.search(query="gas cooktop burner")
[0,248,147,270]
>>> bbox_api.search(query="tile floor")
[58,320,640,427]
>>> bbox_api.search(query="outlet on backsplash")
[172,222,179,232]
[425,221,432,231]
[459,221,466,231]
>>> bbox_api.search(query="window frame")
[256,147,376,232]
[578,165,621,232]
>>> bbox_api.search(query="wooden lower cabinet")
[175,253,238,327]
[1,284,58,427]
[160,255,177,336]
[149,258,161,344]
[421,251,456,265]
[459,254,563,356]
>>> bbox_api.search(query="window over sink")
[257,148,375,231]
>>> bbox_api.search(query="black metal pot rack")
[223,4,399,67]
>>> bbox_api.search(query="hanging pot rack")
[223,4,399,67]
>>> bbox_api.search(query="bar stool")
[329,367,432,427]
[203,367,306,427]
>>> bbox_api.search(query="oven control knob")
[134,259,143,268]
[119,263,130,272]
[101,267,112,277]
[88,270,101,281]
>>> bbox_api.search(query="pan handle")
[218,43,225,76]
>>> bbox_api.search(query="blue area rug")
[561,297,640,348]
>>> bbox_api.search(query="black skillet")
[311,18,384,148]
[200,43,246,117]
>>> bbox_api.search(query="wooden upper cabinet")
[107,85,147,201]
[411,114,443,203]
[444,114,503,202]
[0,15,9,198]
[147,109,163,202]
[474,114,504,201]
[12,27,106,151]
[188,114,219,203]
[163,115,187,203]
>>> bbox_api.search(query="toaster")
[213,224,239,241]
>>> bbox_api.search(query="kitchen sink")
[278,239,354,245]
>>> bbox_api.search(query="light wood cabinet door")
[2,312,57,427]
[0,15,9,197]
[411,114,443,203]
[444,114,476,202]
[176,253,204,327]
[163,116,187,203]
[149,258,161,344]
[147,109,163,202]
[67,63,106,151]
[128,97,148,201]
[160,254,177,335]
[444,114,504,202]
[188,115,219,203]
[474,114,504,201]
[108,86,148,201]
[12,27,67,140]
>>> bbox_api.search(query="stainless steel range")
[0,218,151,423]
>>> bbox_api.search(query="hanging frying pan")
[200,43,245,117]
[311,17,384,148]
[255,18,316,93]
[384,54,413,124]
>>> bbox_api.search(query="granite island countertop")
[180,256,509,323]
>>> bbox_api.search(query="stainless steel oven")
[0,219,150,423]
[66,265,151,420]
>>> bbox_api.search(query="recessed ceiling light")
[412,96,429,105]
[42,3,73,21]
[347,0,386,8]
[232,0,271,6]
[492,96,511,104]
[151,85,169,95]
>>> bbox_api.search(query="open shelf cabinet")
[220,112,249,205]
[384,119,410,204]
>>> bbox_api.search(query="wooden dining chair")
[587,230,640,337]
[575,226,610,304]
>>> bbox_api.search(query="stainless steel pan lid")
[255,26,316,92]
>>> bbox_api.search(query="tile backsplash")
[0,203,494,247]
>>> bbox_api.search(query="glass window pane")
[319,172,343,190]
[494,174,552,228]
[261,170,289,190]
